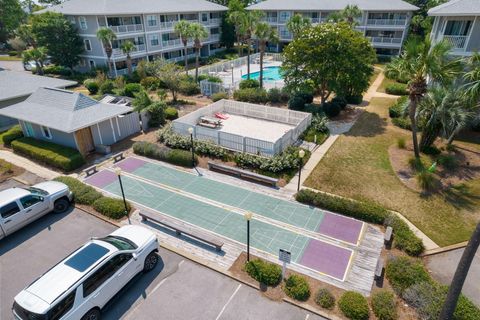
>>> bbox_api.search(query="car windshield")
[99,236,137,250]
[24,187,49,196]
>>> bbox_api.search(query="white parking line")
[215,284,242,320]
[305,314,310,320]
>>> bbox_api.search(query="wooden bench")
[374,257,384,280]
[84,165,98,177]
[384,226,393,245]
[112,152,125,163]
[208,161,279,187]
[139,211,224,251]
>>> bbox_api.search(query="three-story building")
[41,0,227,75]
[247,0,418,57]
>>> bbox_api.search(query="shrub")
[384,214,425,256]
[408,156,425,172]
[371,290,398,320]
[179,80,200,95]
[8,51,17,56]
[392,117,412,130]
[0,125,23,146]
[124,83,143,97]
[164,107,178,120]
[147,101,166,127]
[234,146,305,173]
[11,137,85,171]
[315,288,335,309]
[338,291,369,320]
[346,95,363,105]
[397,138,406,149]
[437,154,458,170]
[267,88,282,103]
[323,102,341,118]
[288,96,306,110]
[233,88,268,104]
[133,141,196,167]
[416,171,437,190]
[332,97,348,109]
[84,80,99,94]
[296,92,314,104]
[310,115,329,134]
[53,176,101,205]
[385,256,431,295]
[239,79,260,89]
[284,275,310,301]
[386,83,408,95]
[211,92,228,102]
[93,197,131,219]
[99,80,115,94]
[43,65,71,76]
[140,76,159,91]
[167,149,194,167]
[244,259,282,286]
[389,96,407,118]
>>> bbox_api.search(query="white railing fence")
[442,35,468,50]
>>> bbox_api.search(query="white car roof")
[0,188,30,207]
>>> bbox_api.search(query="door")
[19,194,50,223]
[75,127,95,155]
[0,201,27,235]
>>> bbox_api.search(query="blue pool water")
[241,66,283,81]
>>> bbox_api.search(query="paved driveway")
[0,207,324,320]
[0,60,25,72]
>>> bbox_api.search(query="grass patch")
[378,77,401,93]
[304,97,480,246]
[0,56,22,61]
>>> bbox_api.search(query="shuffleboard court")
[85,169,353,281]
[115,157,363,245]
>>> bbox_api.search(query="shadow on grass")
[441,183,480,211]
[344,110,388,138]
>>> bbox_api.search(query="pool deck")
[215,61,284,89]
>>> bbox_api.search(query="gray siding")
[467,17,480,52]
[91,119,116,146]
[90,112,141,146]
[21,121,78,149]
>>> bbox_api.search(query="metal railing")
[108,24,144,33]
[263,17,278,23]
[442,35,468,50]
[202,18,221,25]
[207,34,220,42]
[366,19,406,26]
[162,39,182,47]
[159,21,178,29]
[367,37,402,44]
[112,44,146,57]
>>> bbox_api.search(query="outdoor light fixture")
[115,167,130,220]
[244,212,253,262]
[188,127,195,167]
[297,150,305,192]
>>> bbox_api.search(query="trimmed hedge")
[338,291,369,320]
[93,197,131,219]
[244,259,282,286]
[84,80,99,94]
[315,288,335,309]
[239,79,260,89]
[288,96,306,111]
[371,290,398,320]
[386,83,408,96]
[233,88,268,104]
[0,125,23,146]
[53,176,102,205]
[211,92,228,102]
[385,256,431,295]
[392,117,412,130]
[323,101,341,118]
[133,141,196,167]
[164,107,179,120]
[284,275,311,301]
[11,137,85,171]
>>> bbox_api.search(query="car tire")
[81,308,101,320]
[53,199,70,214]
[143,251,158,272]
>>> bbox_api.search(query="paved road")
[0,207,325,320]
[425,248,480,306]
[0,60,24,72]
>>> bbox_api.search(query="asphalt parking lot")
[0,59,25,72]
[0,205,325,320]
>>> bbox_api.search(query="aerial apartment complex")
[247,0,419,56]
[41,0,227,75]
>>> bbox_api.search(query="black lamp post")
[188,127,195,168]
[115,168,130,220]
[297,149,305,192]
[244,212,253,262]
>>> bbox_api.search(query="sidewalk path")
[0,150,60,180]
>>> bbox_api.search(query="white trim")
[40,126,52,140]
[115,117,121,137]
[465,16,477,51]
[109,118,117,142]
[96,123,103,145]
[84,39,92,51]
[79,16,88,30]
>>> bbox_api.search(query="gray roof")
[248,0,418,11]
[0,87,133,133]
[0,70,77,102]
[428,0,480,16]
[39,0,227,15]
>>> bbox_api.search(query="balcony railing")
[442,35,468,50]
[264,17,278,23]
[279,32,292,40]
[367,37,402,44]
[367,19,407,26]
[108,24,144,33]
[112,44,146,57]
[201,18,221,25]
[159,21,178,29]
[162,39,182,47]
[207,34,220,42]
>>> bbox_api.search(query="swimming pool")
[241,66,283,81]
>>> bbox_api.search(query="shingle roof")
[247,0,418,11]
[39,0,227,15]
[0,70,77,102]
[428,0,480,16]
[0,87,133,133]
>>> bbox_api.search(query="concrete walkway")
[0,149,61,180]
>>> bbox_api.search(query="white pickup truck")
[0,181,73,240]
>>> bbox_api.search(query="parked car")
[23,59,51,71]
[13,225,159,320]
[0,181,73,240]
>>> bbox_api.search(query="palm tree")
[340,4,362,26]
[22,47,47,75]
[174,20,193,74]
[253,22,278,88]
[286,14,311,39]
[121,40,135,76]
[385,37,461,158]
[96,27,117,76]
[227,0,246,57]
[239,10,264,79]
[463,53,480,104]
[190,23,209,82]
[440,221,480,320]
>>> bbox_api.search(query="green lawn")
[377,76,401,93]
[305,97,480,246]
[0,56,22,61]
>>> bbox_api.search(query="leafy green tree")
[174,20,193,74]
[121,40,135,76]
[238,10,264,78]
[147,60,184,102]
[190,23,209,82]
[286,14,311,39]
[0,0,25,42]
[96,27,117,76]
[253,21,278,88]
[220,11,235,49]
[132,90,152,112]
[16,24,36,47]
[327,5,362,26]
[227,0,247,56]
[405,0,448,36]
[22,47,47,75]
[38,0,62,5]
[463,53,480,104]
[282,22,375,104]
[31,12,83,71]
[385,37,462,158]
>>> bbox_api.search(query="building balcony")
[366,19,407,26]
[442,35,468,50]
[202,18,221,25]
[162,39,183,48]
[207,34,220,42]
[264,17,278,23]
[159,21,178,29]
[108,24,144,34]
[279,32,292,40]
[367,37,402,45]
[112,44,146,57]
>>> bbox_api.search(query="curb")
[283,298,335,320]
[422,241,469,257]
[74,205,123,228]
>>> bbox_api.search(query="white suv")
[13,225,159,320]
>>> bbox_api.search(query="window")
[134,16,142,25]
[79,16,87,30]
[82,253,132,297]
[150,34,159,46]
[41,126,52,139]
[201,13,208,22]
[84,39,91,51]
[89,60,96,69]
[279,11,291,22]
[19,195,43,209]
[49,290,75,320]
[0,202,21,218]
[68,16,76,24]
[444,20,472,36]
[23,121,34,137]
[147,15,157,26]
[99,236,137,250]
